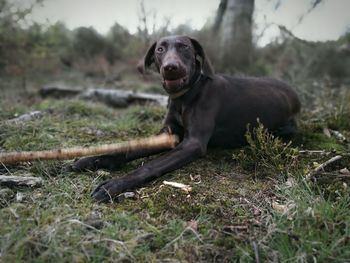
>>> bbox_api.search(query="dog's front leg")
[91,137,206,202]
[67,146,169,172]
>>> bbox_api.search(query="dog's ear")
[189,37,215,78]
[137,41,157,74]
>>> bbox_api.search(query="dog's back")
[198,75,300,147]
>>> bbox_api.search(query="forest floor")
[0,73,350,262]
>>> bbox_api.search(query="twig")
[299,150,327,155]
[294,0,323,29]
[306,155,342,180]
[313,172,350,181]
[252,241,260,263]
[163,180,192,193]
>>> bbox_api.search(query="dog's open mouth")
[162,76,188,93]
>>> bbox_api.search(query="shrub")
[233,121,299,175]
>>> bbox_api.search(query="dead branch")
[40,85,82,98]
[39,86,168,108]
[0,134,178,164]
[4,110,51,124]
[295,0,323,28]
[0,175,43,187]
[278,25,315,46]
[306,155,343,180]
[80,88,168,107]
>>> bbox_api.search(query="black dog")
[71,35,301,202]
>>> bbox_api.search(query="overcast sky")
[25,0,350,45]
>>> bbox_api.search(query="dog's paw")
[91,178,126,202]
[66,156,101,172]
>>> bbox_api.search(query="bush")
[233,121,299,175]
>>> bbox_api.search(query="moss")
[294,130,346,152]
[1,82,350,262]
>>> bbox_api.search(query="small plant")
[233,120,299,175]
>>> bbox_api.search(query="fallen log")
[40,85,82,98]
[4,110,51,124]
[80,88,168,108]
[0,175,43,187]
[0,134,178,164]
[39,85,168,107]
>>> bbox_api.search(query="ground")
[0,75,349,262]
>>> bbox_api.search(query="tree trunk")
[217,0,254,73]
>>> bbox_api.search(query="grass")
[263,177,350,262]
[0,82,350,262]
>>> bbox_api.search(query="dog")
[70,35,301,202]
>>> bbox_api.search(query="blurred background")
[0,0,349,103]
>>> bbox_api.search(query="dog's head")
[138,35,214,95]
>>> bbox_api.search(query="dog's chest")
[173,104,185,127]
[174,111,183,127]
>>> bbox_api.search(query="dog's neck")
[168,69,202,100]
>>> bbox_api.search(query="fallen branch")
[40,85,82,98]
[4,110,51,124]
[80,88,168,108]
[306,155,343,180]
[0,175,43,187]
[0,134,178,164]
[40,85,168,107]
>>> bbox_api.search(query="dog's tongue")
[163,79,183,90]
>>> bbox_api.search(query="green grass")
[264,178,350,262]
[0,87,350,262]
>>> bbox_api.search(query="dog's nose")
[163,62,179,73]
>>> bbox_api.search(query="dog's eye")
[177,44,189,50]
[156,47,165,53]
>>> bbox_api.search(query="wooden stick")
[163,180,192,193]
[0,134,178,164]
